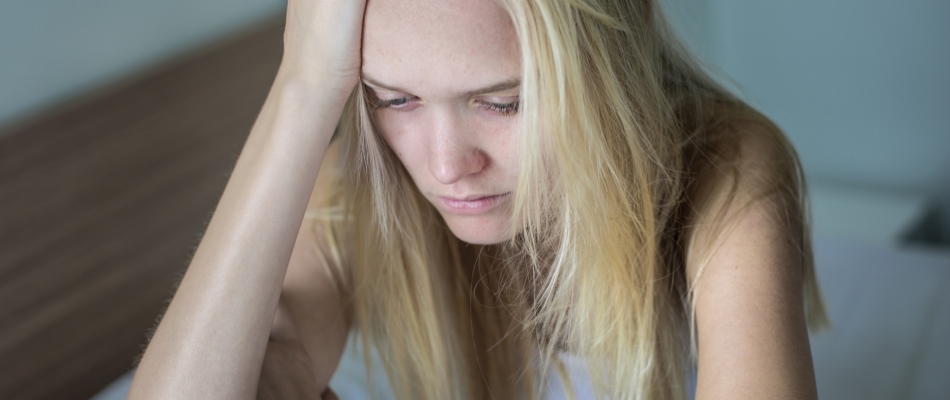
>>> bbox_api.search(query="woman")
[129,0,827,398]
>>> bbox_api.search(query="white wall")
[664,0,950,241]
[0,0,285,129]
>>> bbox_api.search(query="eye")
[477,98,520,116]
[375,96,417,110]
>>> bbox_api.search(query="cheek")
[487,120,522,178]
[373,113,427,174]
[374,113,408,156]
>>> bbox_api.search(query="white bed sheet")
[90,237,950,400]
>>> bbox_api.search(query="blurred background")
[663,0,950,247]
[0,0,947,399]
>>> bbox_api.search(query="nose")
[427,113,487,185]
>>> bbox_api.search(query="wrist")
[274,63,358,104]
[271,71,353,131]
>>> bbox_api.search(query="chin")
[443,215,512,245]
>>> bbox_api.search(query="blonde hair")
[310,0,827,399]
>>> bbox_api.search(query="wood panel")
[0,17,284,400]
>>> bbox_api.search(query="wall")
[664,0,950,241]
[0,0,285,129]
[3,0,948,239]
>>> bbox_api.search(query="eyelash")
[374,97,520,116]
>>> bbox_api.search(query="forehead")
[362,0,520,95]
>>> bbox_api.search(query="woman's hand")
[280,0,368,97]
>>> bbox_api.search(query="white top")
[328,333,593,399]
[328,334,697,399]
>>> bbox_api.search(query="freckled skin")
[363,0,522,244]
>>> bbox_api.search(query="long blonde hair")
[310,0,827,399]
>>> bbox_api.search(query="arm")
[258,164,350,399]
[258,232,348,400]
[127,1,365,398]
[687,134,818,399]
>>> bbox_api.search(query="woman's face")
[363,0,522,245]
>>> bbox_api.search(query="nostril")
[471,150,487,173]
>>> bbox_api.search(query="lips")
[438,193,510,215]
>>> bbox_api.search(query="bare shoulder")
[270,139,350,390]
[684,122,818,399]
[683,119,804,273]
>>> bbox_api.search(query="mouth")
[437,192,510,215]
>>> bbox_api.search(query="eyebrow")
[361,73,521,98]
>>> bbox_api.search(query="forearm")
[128,73,347,400]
